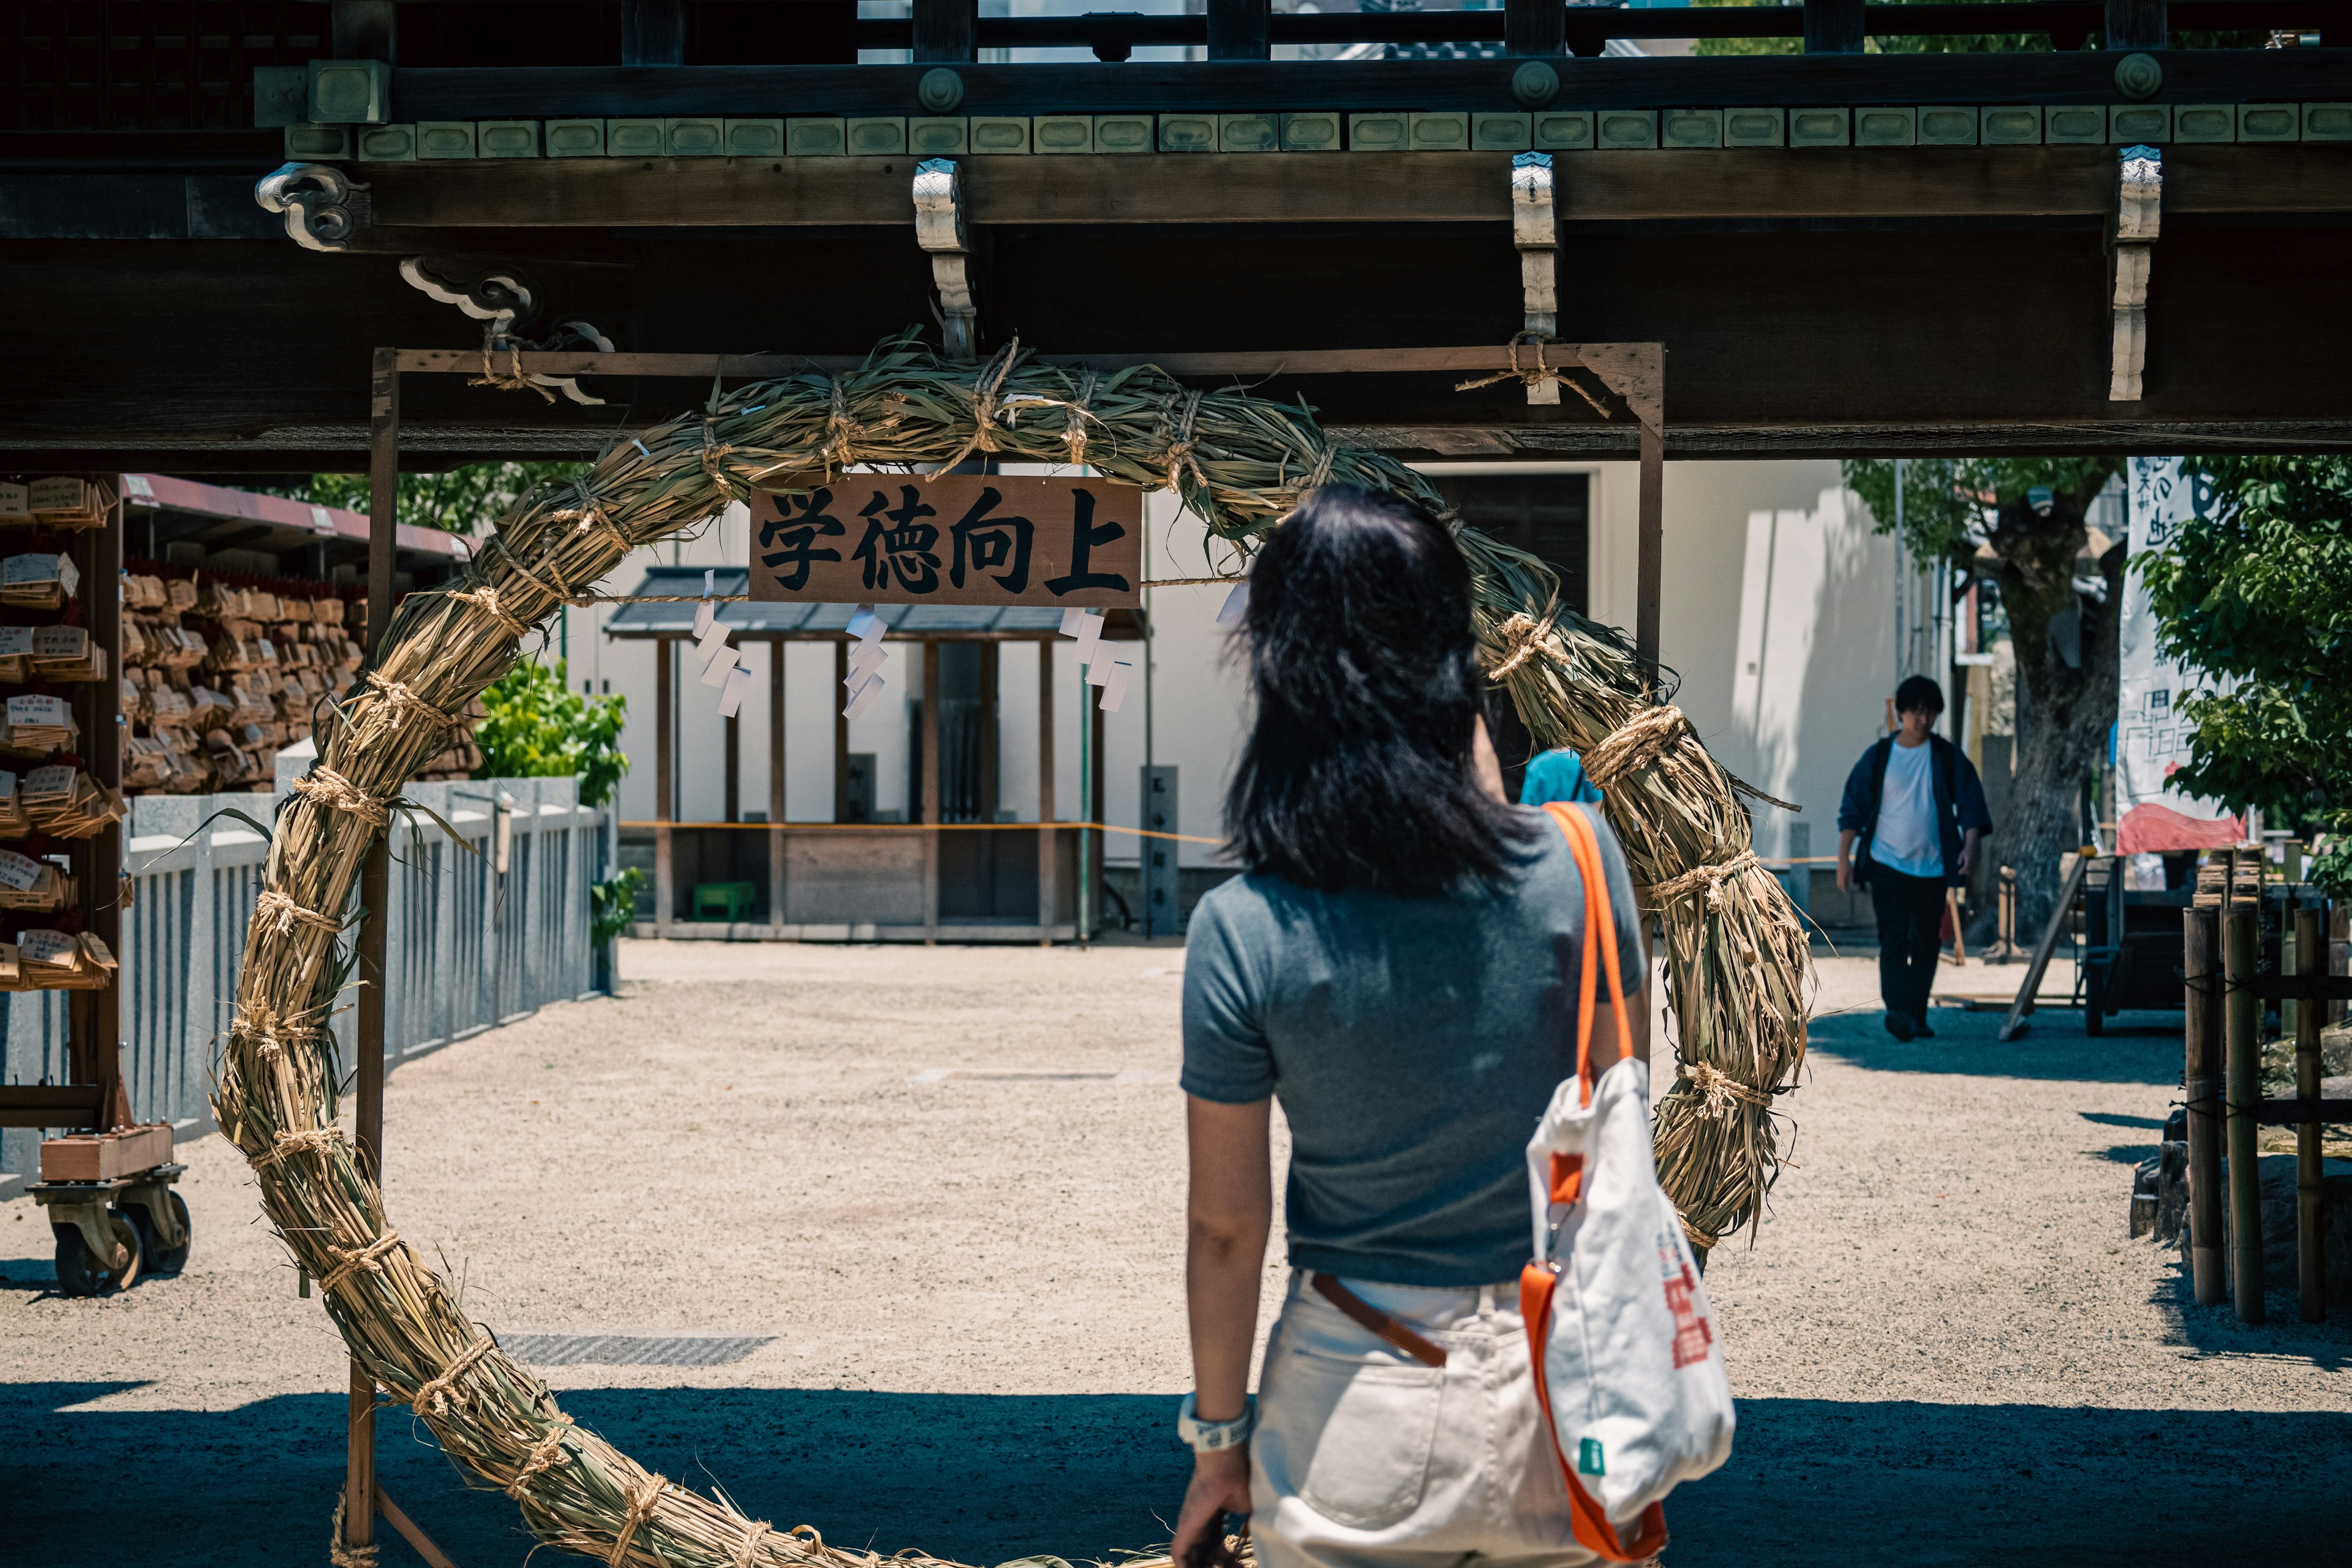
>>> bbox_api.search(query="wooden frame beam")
[387,48,2352,121]
[357,145,2352,233]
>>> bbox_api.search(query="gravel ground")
[4,940,2347,1567]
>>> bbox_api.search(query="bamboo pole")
[2296,905,2326,1322]
[2223,903,2264,1322]
[654,638,674,936]
[2183,906,2225,1306]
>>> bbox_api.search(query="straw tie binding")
[1486,609,1561,683]
[251,1124,347,1169]
[941,339,1024,473]
[319,1231,403,1295]
[1679,1059,1773,1118]
[293,765,391,827]
[1583,704,1695,794]
[608,1471,673,1568]
[254,888,344,938]
[1648,850,1762,910]
[505,1414,577,1499]
[451,584,533,640]
[731,1518,774,1568]
[411,1335,497,1418]
[329,1493,382,1568]
[364,671,458,733]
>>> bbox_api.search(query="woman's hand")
[1170,1447,1252,1568]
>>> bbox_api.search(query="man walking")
[1837,676,1993,1040]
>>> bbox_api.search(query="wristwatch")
[1177,1393,1256,1453]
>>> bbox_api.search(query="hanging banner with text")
[747,474,1142,607]
[2119,456,2241,858]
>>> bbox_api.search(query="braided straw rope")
[213,334,1807,1568]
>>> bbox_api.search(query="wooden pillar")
[2295,905,2326,1321]
[331,0,397,61]
[912,0,976,62]
[723,712,741,824]
[2104,0,2167,49]
[979,641,1001,826]
[1207,0,1271,59]
[1635,420,1664,687]
[1803,0,1864,53]
[81,488,126,1130]
[622,0,685,64]
[1504,0,1564,56]
[2222,903,2263,1322]
[768,638,786,933]
[654,637,674,937]
[922,640,941,943]
[1037,639,1056,942]
[2182,907,2225,1306]
[832,641,850,823]
[347,342,401,1562]
[1088,688,1106,937]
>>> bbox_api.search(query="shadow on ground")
[1805,1002,2185,1084]
[6,1383,2348,1567]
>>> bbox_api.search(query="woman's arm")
[1171,1094,1273,1565]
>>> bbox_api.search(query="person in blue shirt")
[1518,746,1604,808]
[1836,676,1994,1041]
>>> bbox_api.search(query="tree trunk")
[1980,489,2126,940]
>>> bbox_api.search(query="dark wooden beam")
[911,0,976,64]
[623,0,687,66]
[355,146,2352,233]
[1805,0,1866,53]
[388,48,2352,120]
[332,0,398,63]
[2105,0,2170,48]
[1505,0,1566,56]
[1207,0,1273,62]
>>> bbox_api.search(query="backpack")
[1520,802,1737,1562]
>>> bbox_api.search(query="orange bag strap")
[1527,803,1665,1565]
[1542,802,1633,1106]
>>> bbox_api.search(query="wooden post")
[832,641,850,823]
[922,639,940,943]
[1635,420,1664,685]
[723,710,741,824]
[622,0,685,65]
[1038,639,1056,943]
[913,0,976,62]
[345,344,401,1562]
[979,641,1000,827]
[2182,907,2225,1305]
[1207,0,1271,59]
[1090,692,1106,937]
[2222,903,2263,1322]
[2295,905,2326,1321]
[2104,0,2167,49]
[1505,0,1565,56]
[1803,0,1865,53]
[80,488,126,1130]
[767,638,786,933]
[654,637,674,937]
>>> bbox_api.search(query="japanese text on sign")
[748,475,1142,608]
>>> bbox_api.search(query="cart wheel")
[52,1214,143,1297]
[127,1193,192,1275]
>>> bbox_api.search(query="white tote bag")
[1518,803,1735,1562]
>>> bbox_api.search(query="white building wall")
[567,465,1910,889]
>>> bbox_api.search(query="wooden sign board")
[747,474,1142,608]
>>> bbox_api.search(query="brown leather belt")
[1311,1273,1449,1368]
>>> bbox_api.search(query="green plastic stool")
[692,881,759,922]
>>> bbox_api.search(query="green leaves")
[262,461,588,535]
[2144,456,2352,890]
[1841,456,2120,571]
[472,657,630,809]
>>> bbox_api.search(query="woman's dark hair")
[1226,484,1537,897]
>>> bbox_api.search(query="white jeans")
[1250,1272,1596,1568]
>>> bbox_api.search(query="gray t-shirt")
[1181,806,1648,1287]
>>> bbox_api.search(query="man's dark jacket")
[1837,733,1995,888]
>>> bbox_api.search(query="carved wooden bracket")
[2110,144,2161,403]
[914,158,978,361]
[1510,151,1559,407]
[254,162,366,252]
